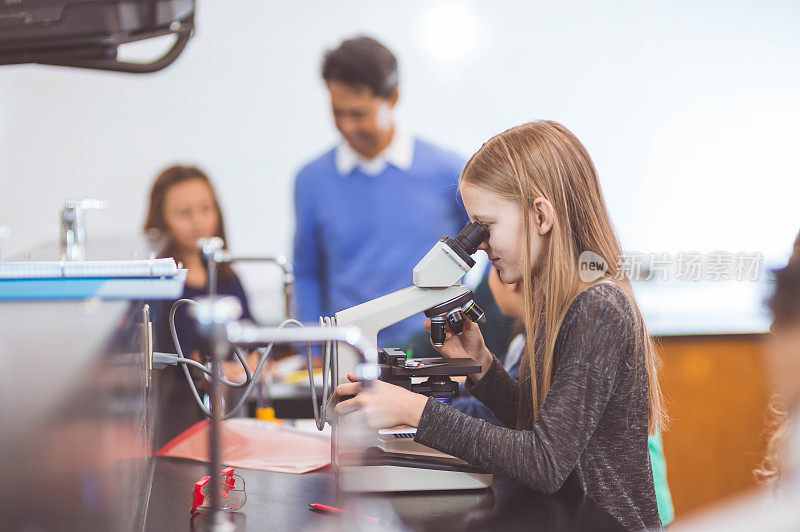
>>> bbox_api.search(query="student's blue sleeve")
[292,170,325,324]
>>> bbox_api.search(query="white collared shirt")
[335,125,415,177]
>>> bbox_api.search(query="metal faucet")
[197,237,296,318]
[60,199,105,261]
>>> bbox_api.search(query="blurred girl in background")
[144,165,253,445]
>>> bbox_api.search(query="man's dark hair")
[322,36,398,98]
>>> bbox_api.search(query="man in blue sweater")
[293,36,468,349]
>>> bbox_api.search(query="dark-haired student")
[144,165,253,446]
[293,35,468,346]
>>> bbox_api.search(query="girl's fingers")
[423,319,431,332]
[334,381,361,397]
[347,373,359,382]
[335,397,359,414]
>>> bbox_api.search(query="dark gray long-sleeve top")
[414,282,662,531]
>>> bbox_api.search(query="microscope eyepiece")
[439,221,490,269]
[454,221,490,256]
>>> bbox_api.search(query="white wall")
[2,0,799,321]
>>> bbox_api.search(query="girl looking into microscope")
[334,121,666,530]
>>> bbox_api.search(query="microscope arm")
[333,284,470,382]
[329,221,489,384]
[335,284,469,345]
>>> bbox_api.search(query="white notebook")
[0,258,178,279]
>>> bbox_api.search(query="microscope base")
[336,436,493,492]
[338,464,493,492]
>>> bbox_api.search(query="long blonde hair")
[461,121,666,434]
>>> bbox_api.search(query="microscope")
[324,221,495,492]
[183,221,494,500]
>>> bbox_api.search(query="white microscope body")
[329,222,494,493]
[333,238,472,382]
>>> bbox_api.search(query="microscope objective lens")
[446,309,465,335]
[431,316,446,346]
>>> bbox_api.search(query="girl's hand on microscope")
[333,374,428,428]
[423,317,492,382]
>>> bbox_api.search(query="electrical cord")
[170,299,252,388]
[165,298,335,428]
[168,298,302,420]
[309,316,336,430]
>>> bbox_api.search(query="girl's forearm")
[468,346,494,383]
[405,392,429,427]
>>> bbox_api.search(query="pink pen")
[308,503,380,522]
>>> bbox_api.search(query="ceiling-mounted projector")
[0,0,195,73]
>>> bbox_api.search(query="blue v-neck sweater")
[293,138,468,348]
